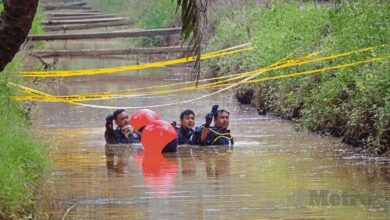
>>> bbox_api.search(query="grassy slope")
[206,1,390,154]
[89,0,178,46]
[89,0,177,28]
[0,3,50,219]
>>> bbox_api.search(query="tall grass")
[206,1,390,154]
[31,5,43,35]
[0,57,50,218]
[89,0,178,46]
[0,2,50,218]
[89,0,177,29]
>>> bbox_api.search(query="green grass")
[31,5,43,35]
[0,57,50,218]
[89,0,178,46]
[206,1,390,154]
[89,0,177,28]
[0,3,50,218]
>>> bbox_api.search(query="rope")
[10,46,390,109]
[14,44,383,102]
[12,50,323,102]
[208,128,233,144]
[22,44,253,77]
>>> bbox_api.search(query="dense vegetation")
[89,0,178,46]
[206,0,390,154]
[86,0,390,154]
[89,0,177,28]
[0,4,50,219]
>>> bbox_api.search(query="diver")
[174,109,196,145]
[105,109,141,144]
[194,106,234,145]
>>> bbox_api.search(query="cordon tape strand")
[10,44,390,109]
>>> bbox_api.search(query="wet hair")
[214,109,229,120]
[180,109,195,120]
[113,109,126,120]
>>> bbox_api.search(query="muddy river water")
[30,36,390,219]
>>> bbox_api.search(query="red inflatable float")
[129,109,161,131]
[141,120,178,156]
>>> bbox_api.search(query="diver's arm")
[200,113,213,145]
[104,114,116,144]
[200,126,209,144]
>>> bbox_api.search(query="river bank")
[87,0,390,155]
[205,1,390,155]
[23,1,390,219]
[0,4,52,219]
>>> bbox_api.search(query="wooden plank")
[43,20,132,31]
[45,6,93,11]
[42,0,84,2]
[44,1,86,6]
[44,2,88,10]
[31,46,189,57]
[42,17,126,25]
[46,12,100,17]
[47,14,116,20]
[27,28,181,41]
[44,2,87,7]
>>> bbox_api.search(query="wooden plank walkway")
[31,46,189,57]
[42,17,127,25]
[47,15,116,20]
[46,12,100,17]
[43,20,132,32]
[28,28,181,41]
[35,0,185,57]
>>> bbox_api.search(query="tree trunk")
[0,0,39,71]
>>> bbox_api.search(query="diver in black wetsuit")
[175,109,196,145]
[194,109,234,146]
[105,109,141,144]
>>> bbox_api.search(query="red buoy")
[129,109,161,131]
[141,120,178,156]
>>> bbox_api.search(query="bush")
[206,1,390,154]
[205,5,261,77]
[89,0,178,47]
[0,4,50,218]
[0,57,50,218]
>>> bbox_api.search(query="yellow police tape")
[22,43,385,100]
[21,44,253,77]
[11,51,295,106]
[13,44,379,102]
[11,54,390,109]
[12,50,323,102]
[11,45,389,109]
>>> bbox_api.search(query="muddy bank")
[205,1,390,154]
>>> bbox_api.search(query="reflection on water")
[30,27,390,220]
[104,144,233,199]
[39,118,390,219]
[178,145,233,177]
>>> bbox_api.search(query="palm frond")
[175,0,210,85]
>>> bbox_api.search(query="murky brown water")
[29,24,390,220]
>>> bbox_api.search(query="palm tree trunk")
[0,0,39,71]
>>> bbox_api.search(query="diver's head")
[180,109,195,129]
[113,109,129,128]
[214,109,229,129]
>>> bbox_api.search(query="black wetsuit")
[193,126,233,145]
[176,127,195,145]
[105,127,141,144]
